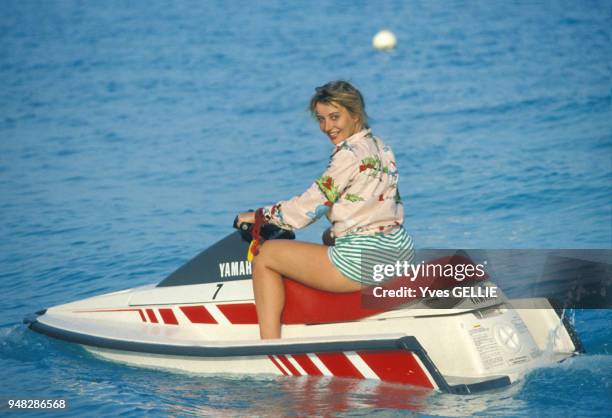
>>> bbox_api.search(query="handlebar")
[233,210,295,243]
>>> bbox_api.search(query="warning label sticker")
[469,327,504,369]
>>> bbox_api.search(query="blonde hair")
[309,81,369,129]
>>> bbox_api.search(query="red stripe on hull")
[268,355,288,376]
[317,353,364,379]
[145,309,158,323]
[277,355,300,376]
[138,310,146,322]
[158,308,179,325]
[357,351,434,388]
[179,306,217,324]
[291,354,323,376]
[217,303,258,324]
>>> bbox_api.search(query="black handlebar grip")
[233,214,252,232]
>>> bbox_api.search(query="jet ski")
[25,221,583,394]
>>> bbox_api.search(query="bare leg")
[251,240,361,339]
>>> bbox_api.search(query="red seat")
[281,255,486,324]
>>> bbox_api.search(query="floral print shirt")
[262,129,404,238]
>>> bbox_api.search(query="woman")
[237,80,414,339]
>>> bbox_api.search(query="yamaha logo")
[218,260,252,278]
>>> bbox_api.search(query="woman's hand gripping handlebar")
[233,209,295,261]
[234,210,264,261]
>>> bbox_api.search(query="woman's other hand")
[237,211,256,226]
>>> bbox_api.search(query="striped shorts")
[328,227,415,285]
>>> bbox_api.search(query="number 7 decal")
[212,283,223,300]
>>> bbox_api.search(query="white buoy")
[372,30,397,50]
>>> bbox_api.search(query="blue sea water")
[1,0,611,416]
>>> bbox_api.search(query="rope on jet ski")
[247,208,265,260]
